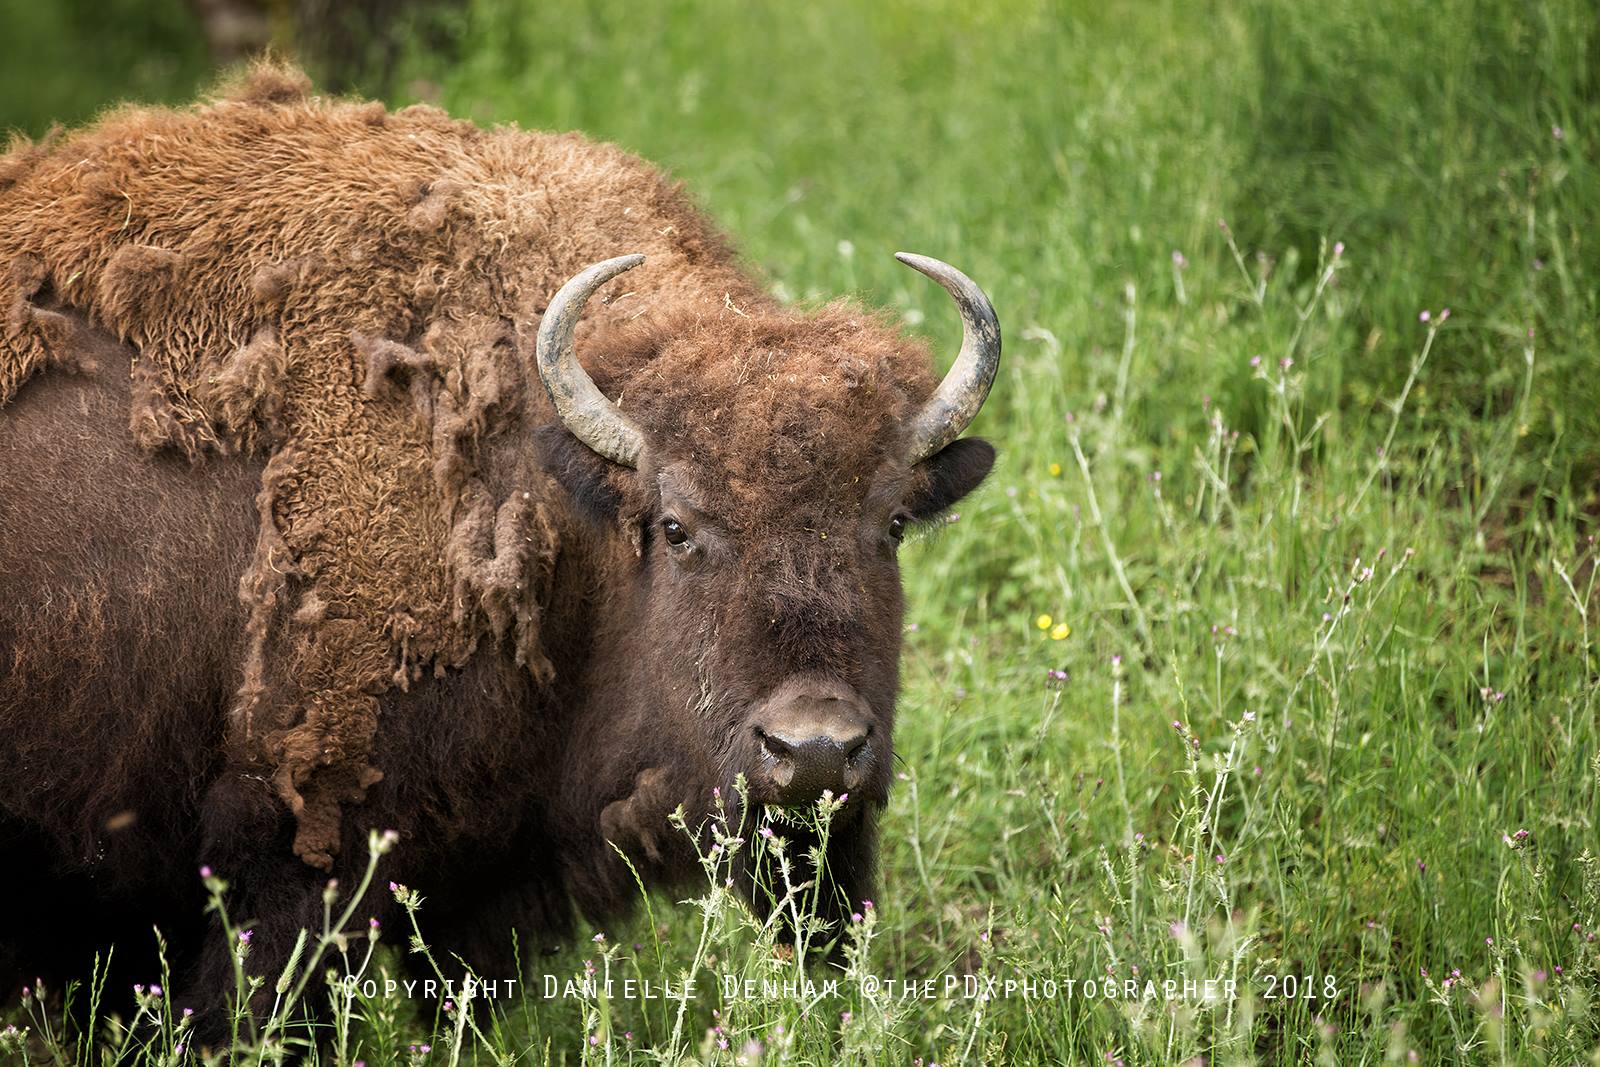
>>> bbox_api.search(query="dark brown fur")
[0,64,994,1041]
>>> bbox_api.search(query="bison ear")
[905,437,995,521]
[537,424,626,524]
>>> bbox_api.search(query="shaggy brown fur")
[0,63,995,1042]
[0,62,773,868]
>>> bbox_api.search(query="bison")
[0,65,998,1041]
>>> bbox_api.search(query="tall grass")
[4,0,1599,1062]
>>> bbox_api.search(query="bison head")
[534,253,998,935]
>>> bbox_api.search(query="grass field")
[4,0,1600,1062]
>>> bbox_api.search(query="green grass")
[5,0,1600,1062]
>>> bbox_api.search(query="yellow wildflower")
[1050,622,1071,641]
[1035,613,1053,631]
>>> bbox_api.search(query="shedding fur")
[0,62,944,873]
[204,325,289,449]
[0,62,764,867]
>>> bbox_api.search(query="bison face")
[536,254,997,925]
[639,438,994,814]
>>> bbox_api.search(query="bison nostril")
[846,737,869,763]
[757,729,794,760]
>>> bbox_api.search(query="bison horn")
[536,253,648,467]
[895,252,1002,464]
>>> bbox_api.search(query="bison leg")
[181,772,343,1050]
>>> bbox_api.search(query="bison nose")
[751,700,874,807]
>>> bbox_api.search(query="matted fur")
[0,63,936,869]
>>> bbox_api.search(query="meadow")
[2,0,1598,1062]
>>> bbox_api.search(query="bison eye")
[888,514,908,542]
[662,518,690,547]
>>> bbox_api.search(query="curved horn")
[895,252,1002,464]
[536,253,649,467]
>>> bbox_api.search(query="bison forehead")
[672,397,903,527]
[615,304,938,522]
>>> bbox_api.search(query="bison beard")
[0,63,997,1045]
